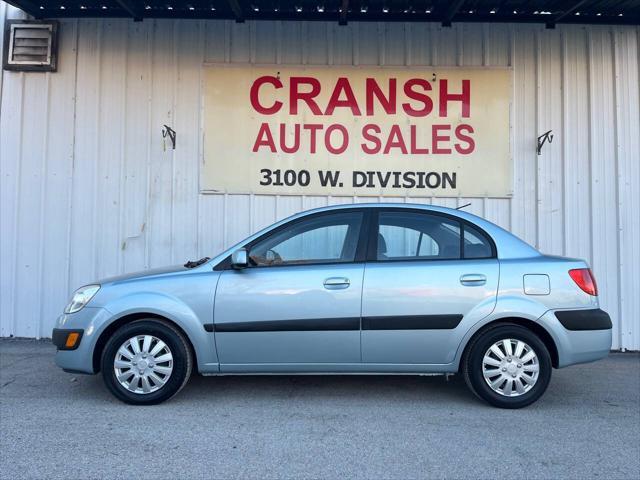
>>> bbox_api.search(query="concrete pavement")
[1,339,638,479]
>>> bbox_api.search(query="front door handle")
[460,274,487,286]
[324,277,350,290]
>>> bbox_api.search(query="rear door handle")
[324,277,350,290]
[460,274,487,286]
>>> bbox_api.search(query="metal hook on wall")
[162,125,176,150]
[537,130,553,155]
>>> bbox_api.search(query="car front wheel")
[101,319,192,405]
[462,324,552,408]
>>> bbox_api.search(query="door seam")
[359,263,367,362]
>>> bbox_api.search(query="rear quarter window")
[463,224,494,259]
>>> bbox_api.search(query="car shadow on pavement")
[73,369,477,406]
[182,372,477,405]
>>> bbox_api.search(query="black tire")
[101,319,193,405]
[462,323,552,409]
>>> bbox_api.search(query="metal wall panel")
[0,2,6,95]
[1,5,638,350]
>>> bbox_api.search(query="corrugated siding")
[1,5,638,349]
[0,2,6,95]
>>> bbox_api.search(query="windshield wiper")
[184,257,210,268]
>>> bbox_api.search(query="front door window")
[249,212,363,266]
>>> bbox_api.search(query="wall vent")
[3,20,58,72]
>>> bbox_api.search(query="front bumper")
[52,328,84,350]
[53,307,113,374]
[538,308,612,368]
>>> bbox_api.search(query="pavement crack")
[1,377,17,388]
[0,353,48,370]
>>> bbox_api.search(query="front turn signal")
[65,332,80,349]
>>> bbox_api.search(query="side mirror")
[231,248,248,269]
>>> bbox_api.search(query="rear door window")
[375,210,495,261]
[376,212,462,261]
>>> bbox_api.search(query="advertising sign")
[202,65,512,197]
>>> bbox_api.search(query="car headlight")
[64,285,100,314]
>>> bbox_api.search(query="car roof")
[208,202,540,264]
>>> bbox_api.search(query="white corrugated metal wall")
[1,4,638,349]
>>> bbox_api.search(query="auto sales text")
[250,75,475,156]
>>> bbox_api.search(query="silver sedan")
[52,203,612,408]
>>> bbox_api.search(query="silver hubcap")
[482,339,540,397]
[114,335,173,395]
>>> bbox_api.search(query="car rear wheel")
[101,319,192,405]
[462,324,552,408]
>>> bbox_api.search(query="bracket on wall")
[537,130,553,155]
[162,125,176,150]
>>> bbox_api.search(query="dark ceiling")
[6,1,640,27]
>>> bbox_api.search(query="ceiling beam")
[339,0,349,25]
[227,0,244,23]
[3,0,42,18]
[546,0,590,28]
[441,0,465,27]
[114,0,144,21]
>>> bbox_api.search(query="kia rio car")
[53,204,612,408]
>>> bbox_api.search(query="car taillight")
[569,268,598,296]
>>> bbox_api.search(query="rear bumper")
[539,309,612,368]
[554,308,612,331]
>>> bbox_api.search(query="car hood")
[98,265,191,285]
